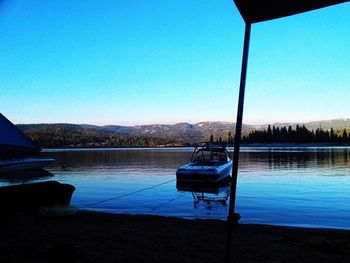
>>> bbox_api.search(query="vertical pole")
[225,22,251,263]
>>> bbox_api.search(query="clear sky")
[0,1,349,125]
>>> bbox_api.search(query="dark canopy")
[234,0,349,23]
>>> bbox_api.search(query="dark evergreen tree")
[342,129,348,143]
[267,125,272,142]
[228,131,233,144]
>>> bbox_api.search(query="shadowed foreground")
[0,211,349,263]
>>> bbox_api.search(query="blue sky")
[0,1,349,125]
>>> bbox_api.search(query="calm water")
[1,147,350,229]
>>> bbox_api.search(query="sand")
[0,211,349,263]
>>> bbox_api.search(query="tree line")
[22,127,179,147]
[22,125,350,147]
[241,125,350,144]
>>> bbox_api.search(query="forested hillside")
[17,118,350,147]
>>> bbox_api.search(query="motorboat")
[176,142,232,185]
[0,113,55,173]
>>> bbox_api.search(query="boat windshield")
[192,149,228,166]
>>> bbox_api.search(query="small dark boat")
[176,142,232,185]
[0,114,74,212]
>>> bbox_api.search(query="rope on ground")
[82,178,176,208]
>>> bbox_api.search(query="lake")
[1,147,350,229]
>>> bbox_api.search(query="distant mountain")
[16,118,350,147]
[84,121,257,142]
[257,118,350,131]
[302,118,350,130]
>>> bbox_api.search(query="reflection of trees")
[40,150,193,169]
[39,148,350,172]
[238,149,350,170]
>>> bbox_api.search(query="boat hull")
[0,180,75,210]
[176,160,232,185]
[0,158,55,173]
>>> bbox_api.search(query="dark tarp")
[234,0,349,23]
[0,113,40,158]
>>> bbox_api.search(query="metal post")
[225,22,251,263]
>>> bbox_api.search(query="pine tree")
[342,129,348,143]
[267,125,272,142]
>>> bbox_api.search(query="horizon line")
[15,117,350,127]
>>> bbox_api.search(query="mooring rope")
[148,192,185,212]
[82,178,176,208]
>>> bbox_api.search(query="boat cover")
[233,0,349,23]
[0,113,40,158]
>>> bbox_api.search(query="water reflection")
[0,169,54,185]
[239,147,350,171]
[177,183,230,212]
[27,147,350,228]
[41,148,190,170]
[40,147,350,173]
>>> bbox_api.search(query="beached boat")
[0,113,54,173]
[0,180,75,210]
[176,143,232,184]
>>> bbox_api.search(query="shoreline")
[41,143,350,150]
[1,211,349,262]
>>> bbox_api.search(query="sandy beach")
[0,211,349,263]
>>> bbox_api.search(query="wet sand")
[0,211,349,263]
